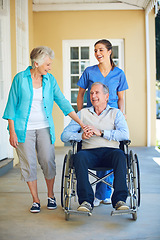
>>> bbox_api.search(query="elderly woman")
[3,46,84,213]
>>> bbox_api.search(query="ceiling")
[32,0,160,14]
[32,0,151,10]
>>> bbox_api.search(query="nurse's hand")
[82,131,93,140]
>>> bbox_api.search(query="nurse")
[77,39,128,207]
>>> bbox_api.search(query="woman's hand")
[82,126,94,139]
[9,131,18,148]
[8,119,18,148]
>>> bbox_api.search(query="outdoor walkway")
[0,146,160,240]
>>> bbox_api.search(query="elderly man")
[61,82,129,213]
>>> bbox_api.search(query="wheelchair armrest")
[120,140,131,146]
[119,140,131,152]
[69,140,77,145]
[69,140,82,153]
[69,140,131,153]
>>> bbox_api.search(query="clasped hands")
[82,125,101,140]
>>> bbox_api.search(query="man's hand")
[90,126,101,137]
[82,125,101,138]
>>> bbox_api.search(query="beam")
[33,3,143,12]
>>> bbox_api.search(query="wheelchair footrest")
[111,209,136,216]
[64,209,92,216]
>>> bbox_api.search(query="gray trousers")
[16,128,56,182]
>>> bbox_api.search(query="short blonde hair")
[30,46,54,69]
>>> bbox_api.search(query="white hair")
[30,46,54,69]
[91,82,109,94]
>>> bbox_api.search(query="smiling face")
[35,55,52,75]
[90,84,109,109]
[94,43,111,63]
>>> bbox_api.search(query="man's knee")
[112,149,126,166]
[73,151,85,167]
[73,151,87,169]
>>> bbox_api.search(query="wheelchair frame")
[61,140,140,221]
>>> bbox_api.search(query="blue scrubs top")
[77,65,128,108]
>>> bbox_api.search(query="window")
[63,39,124,127]
[16,0,29,72]
[0,0,7,14]
[70,46,90,112]
[0,0,12,160]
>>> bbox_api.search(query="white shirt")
[27,87,49,130]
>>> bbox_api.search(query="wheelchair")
[61,140,140,221]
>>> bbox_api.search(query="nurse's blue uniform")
[77,64,129,200]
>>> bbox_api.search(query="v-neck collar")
[96,64,112,78]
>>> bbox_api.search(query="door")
[63,39,125,127]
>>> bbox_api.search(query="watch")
[100,130,104,137]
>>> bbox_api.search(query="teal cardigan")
[2,66,74,143]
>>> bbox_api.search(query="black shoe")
[30,202,41,213]
[47,197,57,210]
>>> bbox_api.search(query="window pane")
[0,20,2,40]
[71,90,78,103]
[112,46,118,58]
[70,47,79,60]
[81,47,89,59]
[71,76,79,88]
[0,81,3,100]
[81,61,90,73]
[72,105,78,113]
[0,43,2,60]
[71,62,79,74]
[0,61,3,79]
[114,60,119,67]
[84,91,87,103]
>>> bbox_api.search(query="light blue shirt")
[77,65,128,108]
[3,66,74,143]
[61,105,129,143]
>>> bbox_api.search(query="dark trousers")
[73,147,128,208]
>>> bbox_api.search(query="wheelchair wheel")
[134,154,140,207]
[129,150,140,220]
[61,150,72,208]
[65,211,70,221]
[132,211,137,221]
[64,196,71,221]
[132,152,140,208]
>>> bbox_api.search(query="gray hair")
[91,82,109,95]
[30,46,55,69]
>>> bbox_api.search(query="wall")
[28,0,34,53]
[149,9,156,146]
[10,0,34,165]
[10,0,17,79]
[32,9,156,146]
